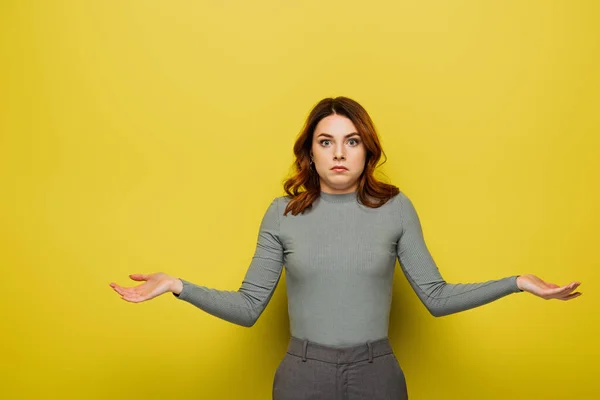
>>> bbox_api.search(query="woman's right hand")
[109,272,179,303]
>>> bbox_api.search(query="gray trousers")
[272,336,408,400]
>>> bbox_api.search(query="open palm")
[516,274,582,300]
[109,273,174,303]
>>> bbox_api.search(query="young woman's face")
[310,114,366,194]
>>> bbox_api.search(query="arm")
[396,192,522,317]
[172,197,284,327]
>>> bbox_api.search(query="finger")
[110,284,126,296]
[545,282,579,298]
[557,289,582,299]
[111,284,138,296]
[129,274,149,281]
[121,295,141,303]
[121,292,144,303]
[111,284,126,295]
[558,292,582,301]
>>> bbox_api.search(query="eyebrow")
[316,132,361,139]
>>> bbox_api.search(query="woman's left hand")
[516,274,582,300]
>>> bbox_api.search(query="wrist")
[515,275,524,292]
[170,277,184,295]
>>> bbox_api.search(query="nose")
[334,144,345,160]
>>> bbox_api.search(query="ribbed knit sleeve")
[396,192,522,317]
[172,197,284,327]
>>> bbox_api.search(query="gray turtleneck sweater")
[173,190,522,347]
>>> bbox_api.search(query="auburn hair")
[282,96,399,216]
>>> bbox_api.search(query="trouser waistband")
[286,336,393,364]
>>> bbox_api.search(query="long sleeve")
[172,197,284,327]
[396,192,522,317]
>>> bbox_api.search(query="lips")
[331,166,348,171]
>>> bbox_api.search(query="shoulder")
[390,190,413,206]
[386,190,416,222]
[277,194,292,203]
[269,195,291,210]
[381,190,409,210]
[266,195,292,215]
[265,195,290,204]
[274,195,294,210]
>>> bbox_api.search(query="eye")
[319,138,360,146]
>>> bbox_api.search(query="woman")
[109,96,582,399]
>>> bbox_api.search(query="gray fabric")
[273,336,408,400]
[174,190,522,346]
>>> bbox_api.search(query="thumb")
[129,273,149,281]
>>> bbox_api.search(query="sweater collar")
[319,189,358,204]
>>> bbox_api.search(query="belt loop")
[302,339,308,362]
[367,341,373,363]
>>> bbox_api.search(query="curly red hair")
[283,96,399,216]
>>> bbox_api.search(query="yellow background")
[1,1,598,398]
